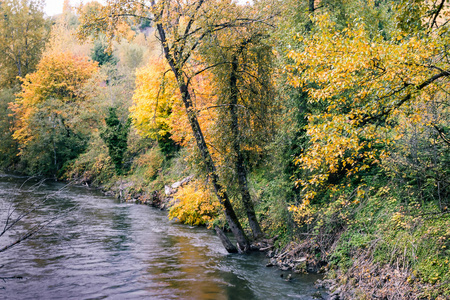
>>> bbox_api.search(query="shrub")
[169,180,221,226]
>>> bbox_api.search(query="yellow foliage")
[288,203,317,225]
[130,58,178,141]
[168,180,221,227]
[130,57,220,159]
[10,51,99,150]
[287,13,449,202]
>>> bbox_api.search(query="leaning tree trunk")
[309,0,314,13]
[153,7,250,253]
[229,55,264,240]
[214,225,238,253]
[178,82,250,252]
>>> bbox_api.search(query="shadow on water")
[0,174,328,300]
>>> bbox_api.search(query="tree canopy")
[10,51,99,175]
[0,0,49,87]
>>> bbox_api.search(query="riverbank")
[62,153,450,300]
[5,135,446,300]
[4,155,449,300]
[264,188,450,300]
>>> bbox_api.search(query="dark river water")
[0,174,327,299]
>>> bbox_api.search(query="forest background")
[0,0,449,298]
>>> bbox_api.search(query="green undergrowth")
[249,169,298,248]
[303,179,450,298]
[64,130,190,197]
[63,133,116,185]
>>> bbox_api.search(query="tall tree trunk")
[178,82,250,252]
[154,21,250,253]
[309,0,315,13]
[229,54,263,240]
[306,0,315,32]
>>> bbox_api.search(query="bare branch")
[186,61,231,86]
[197,103,248,113]
[0,181,78,253]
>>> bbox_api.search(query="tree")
[286,1,450,204]
[91,39,118,66]
[10,51,99,175]
[130,58,184,156]
[0,0,49,170]
[100,107,131,175]
[130,58,178,144]
[78,0,276,252]
[0,0,49,87]
[197,15,277,239]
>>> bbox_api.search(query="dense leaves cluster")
[10,51,99,175]
[100,107,131,175]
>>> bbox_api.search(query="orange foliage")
[11,51,99,148]
[131,58,220,157]
[170,70,218,148]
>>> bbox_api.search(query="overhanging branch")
[359,70,450,126]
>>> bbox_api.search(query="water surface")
[0,175,327,299]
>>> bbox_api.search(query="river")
[0,174,327,299]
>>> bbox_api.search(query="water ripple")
[0,175,326,300]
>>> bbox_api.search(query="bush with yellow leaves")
[168,180,221,227]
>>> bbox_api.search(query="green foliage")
[248,169,297,247]
[138,18,151,31]
[157,133,179,157]
[20,98,90,176]
[63,133,115,185]
[0,0,50,87]
[395,0,426,33]
[0,88,19,169]
[91,40,118,66]
[383,103,450,206]
[131,146,164,182]
[100,107,131,175]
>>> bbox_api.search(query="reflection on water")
[0,175,327,299]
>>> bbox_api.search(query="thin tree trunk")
[306,0,315,32]
[229,55,263,240]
